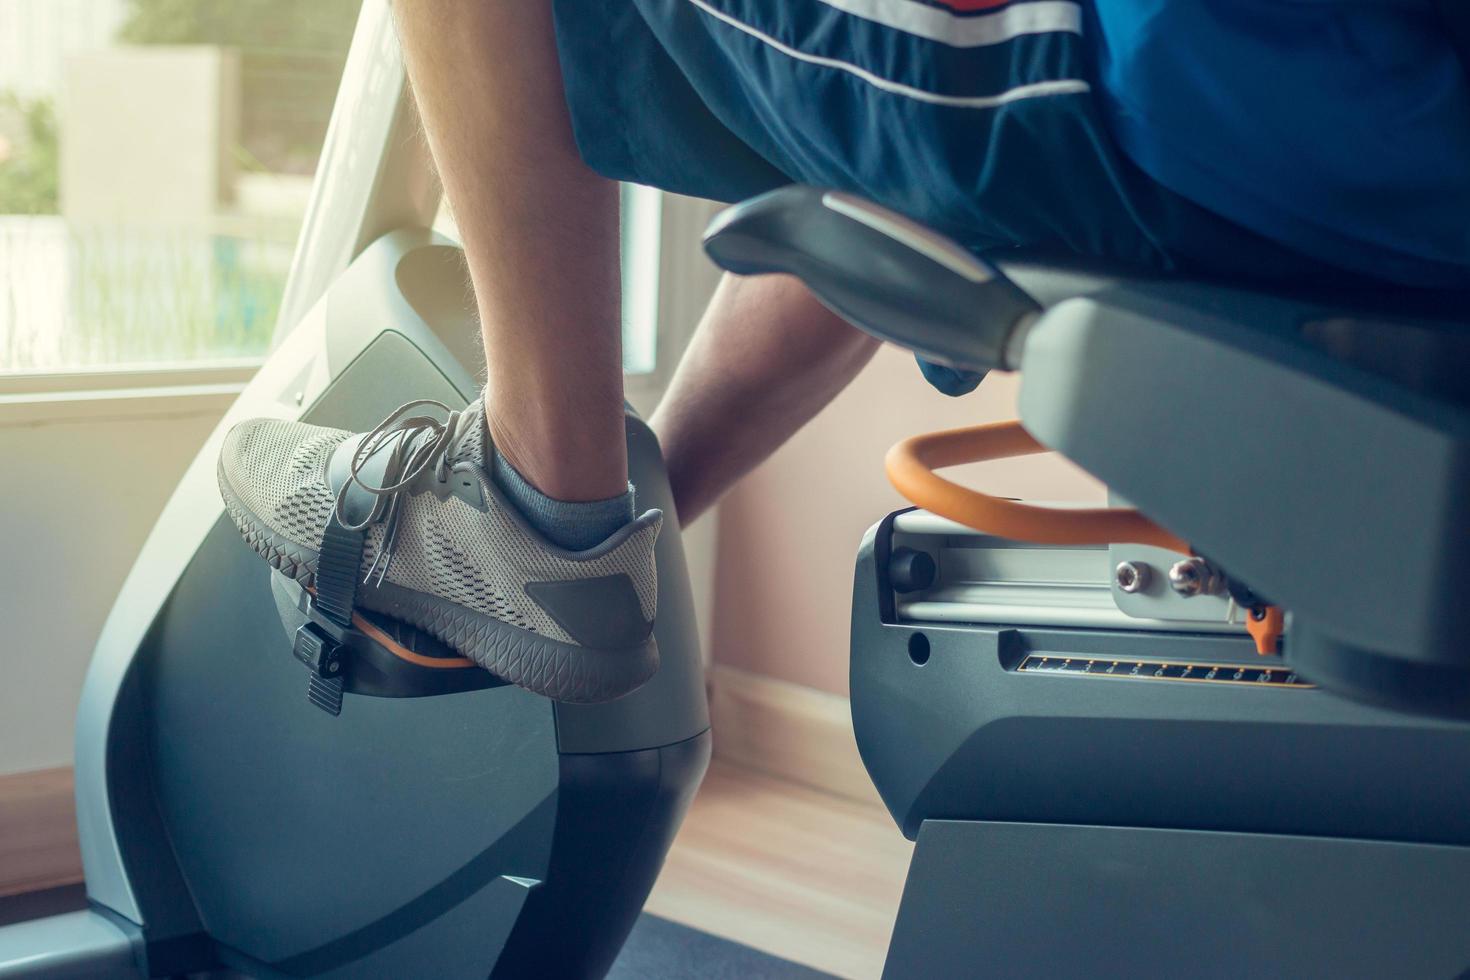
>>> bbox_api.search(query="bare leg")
[394,1,626,502]
[652,274,881,525]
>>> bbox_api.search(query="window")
[619,183,663,376]
[0,0,363,374]
[4,1,669,381]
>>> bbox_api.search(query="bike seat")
[706,186,1470,718]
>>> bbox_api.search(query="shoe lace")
[332,398,469,585]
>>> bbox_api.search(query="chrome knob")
[1168,557,1220,597]
[1114,561,1152,594]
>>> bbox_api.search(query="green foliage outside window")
[117,0,361,56]
[0,93,60,215]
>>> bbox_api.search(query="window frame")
[0,359,253,423]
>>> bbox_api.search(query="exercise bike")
[1,189,1465,978]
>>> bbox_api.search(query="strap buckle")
[293,621,347,715]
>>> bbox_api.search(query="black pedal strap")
[314,517,366,630]
[293,516,367,716]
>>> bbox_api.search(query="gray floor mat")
[610,914,837,979]
[0,889,840,978]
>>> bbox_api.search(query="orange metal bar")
[1246,605,1287,655]
[884,420,1191,553]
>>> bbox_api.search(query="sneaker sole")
[217,461,659,704]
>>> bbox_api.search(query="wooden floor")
[645,759,914,980]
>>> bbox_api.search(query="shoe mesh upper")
[222,419,348,549]
[375,490,659,641]
[220,415,659,646]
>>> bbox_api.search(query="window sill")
[0,362,258,427]
[0,360,262,396]
[0,363,659,428]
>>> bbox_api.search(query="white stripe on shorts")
[815,0,1082,49]
[685,0,1090,109]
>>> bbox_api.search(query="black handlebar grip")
[703,185,1041,372]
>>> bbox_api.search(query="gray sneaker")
[217,398,661,703]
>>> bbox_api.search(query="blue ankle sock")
[489,447,635,551]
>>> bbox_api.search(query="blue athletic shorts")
[551,0,1348,391]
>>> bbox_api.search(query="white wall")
[0,396,222,774]
[62,46,240,223]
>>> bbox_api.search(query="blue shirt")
[1092,0,1470,288]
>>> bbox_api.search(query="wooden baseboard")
[708,665,883,808]
[0,767,82,899]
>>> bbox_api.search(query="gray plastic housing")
[882,821,1470,979]
[1012,278,1469,715]
[60,229,708,977]
[703,185,1039,373]
[853,512,1470,977]
[0,911,136,980]
[852,513,1470,842]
